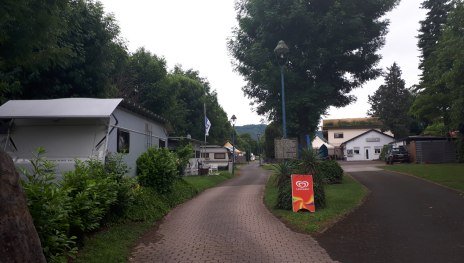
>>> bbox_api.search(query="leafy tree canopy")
[368,63,414,138]
[229,0,399,139]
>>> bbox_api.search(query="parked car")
[385,145,410,164]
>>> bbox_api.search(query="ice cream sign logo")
[291,175,315,212]
[295,180,310,190]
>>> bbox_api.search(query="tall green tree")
[229,0,399,142]
[368,63,414,139]
[0,0,126,101]
[417,0,452,71]
[0,0,69,102]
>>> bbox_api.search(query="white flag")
[205,116,211,136]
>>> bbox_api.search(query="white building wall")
[328,128,393,146]
[108,107,168,176]
[343,131,394,161]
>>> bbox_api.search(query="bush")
[104,154,137,219]
[62,160,118,238]
[299,148,326,209]
[20,148,77,262]
[379,145,389,161]
[272,161,296,210]
[316,160,343,184]
[136,147,178,194]
[174,143,193,176]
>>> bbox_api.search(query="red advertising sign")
[291,174,315,212]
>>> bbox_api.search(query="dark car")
[385,145,410,164]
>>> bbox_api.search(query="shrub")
[104,154,137,219]
[62,160,118,238]
[316,160,344,184]
[299,148,326,209]
[379,145,389,161]
[174,143,193,176]
[136,147,178,194]
[272,161,296,210]
[20,147,77,262]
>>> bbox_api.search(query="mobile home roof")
[0,98,122,118]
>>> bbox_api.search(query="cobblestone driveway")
[130,163,335,263]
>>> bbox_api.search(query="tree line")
[367,0,464,160]
[0,0,232,145]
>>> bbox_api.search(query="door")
[365,148,370,160]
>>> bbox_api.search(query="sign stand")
[291,174,315,212]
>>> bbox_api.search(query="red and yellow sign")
[291,174,315,212]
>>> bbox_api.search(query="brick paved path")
[130,163,335,262]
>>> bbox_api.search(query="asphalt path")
[316,167,464,263]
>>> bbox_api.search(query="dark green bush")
[20,148,77,262]
[174,143,193,176]
[316,160,344,184]
[104,154,137,218]
[62,160,118,238]
[272,161,296,210]
[379,144,389,161]
[299,148,326,209]
[136,147,178,194]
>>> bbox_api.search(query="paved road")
[317,166,464,263]
[131,163,335,263]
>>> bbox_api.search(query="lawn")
[382,163,464,192]
[264,173,368,235]
[75,172,233,263]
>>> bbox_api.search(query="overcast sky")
[99,0,427,127]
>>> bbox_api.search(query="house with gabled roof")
[340,129,394,161]
[322,117,394,159]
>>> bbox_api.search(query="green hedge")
[316,160,344,184]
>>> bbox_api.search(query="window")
[195,151,200,158]
[201,153,210,159]
[214,153,226,159]
[117,129,130,153]
[374,147,381,154]
[354,147,360,154]
[159,139,166,148]
[347,149,354,157]
[334,132,344,139]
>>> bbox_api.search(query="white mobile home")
[0,98,169,176]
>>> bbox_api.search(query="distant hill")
[235,124,267,140]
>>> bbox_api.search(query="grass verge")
[75,172,233,263]
[382,163,464,192]
[264,173,368,235]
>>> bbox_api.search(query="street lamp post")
[274,40,289,139]
[230,114,237,175]
[257,133,262,166]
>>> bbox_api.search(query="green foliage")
[316,160,344,184]
[62,160,118,238]
[20,148,77,262]
[229,0,399,137]
[298,148,326,209]
[235,124,267,141]
[136,147,178,193]
[413,0,463,140]
[174,143,193,176]
[264,122,282,159]
[104,154,137,219]
[368,63,415,138]
[237,133,258,157]
[264,174,368,234]
[379,145,389,161]
[272,161,296,210]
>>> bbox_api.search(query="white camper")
[0,98,169,176]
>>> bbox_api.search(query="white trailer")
[0,98,169,176]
